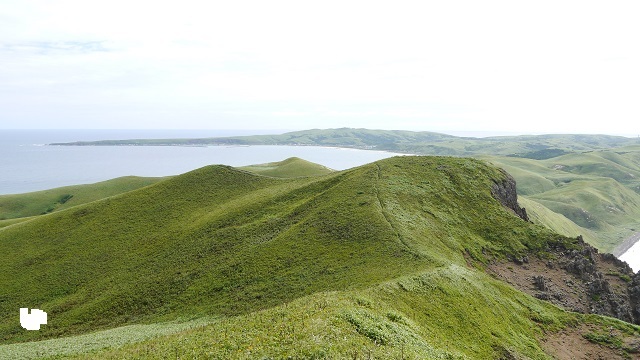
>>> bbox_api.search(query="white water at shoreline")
[620,241,640,273]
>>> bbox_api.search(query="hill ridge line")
[2,156,640,359]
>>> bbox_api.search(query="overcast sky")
[1,1,639,135]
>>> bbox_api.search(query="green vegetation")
[0,176,163,220]
[508,148,570,160]
[486,148,640,253]
[239,157,334,178]
[51,128,640,252]
[0,158,322,223]
[0,318,213,360]
[52,128,640,157]
[51,128,458,151]
[583,331,624,349]
[0,217,33,229]
[518,197,598,245]
[64,271,574,360]
[1,156,638,358]
[577,315,640,358]
[0,157,632,358]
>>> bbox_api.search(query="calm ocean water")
[0,129,403,195]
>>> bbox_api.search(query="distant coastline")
[13,128,640,264]
[2,131,402,195]
[48,128,640,159]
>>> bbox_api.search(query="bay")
[0,129,402,195]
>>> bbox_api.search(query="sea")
[1,129,638,272]
[0,129,404,195]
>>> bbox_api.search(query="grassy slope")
[51,128,640,252]
[238,157,334,178]
[0,158,323,223]
[0,176,163,220]
[486,149,640,253]
[69,273,574,360]
[0,217,33,229]
[519,197,598,245]
[13,286,639,360]
[0,158,424,343]
[4,156,632,359]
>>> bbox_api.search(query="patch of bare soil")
[542,324,640,360]
[484,238,640,359]
[486,237,638,325]
[487,256,589,314]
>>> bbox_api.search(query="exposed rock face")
[487,169,639,325]
[630,273,640,322]
[491,170,529,222]
[563,237,636,324]
[489,235,640,325]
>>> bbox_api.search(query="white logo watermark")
[20,308,47,330]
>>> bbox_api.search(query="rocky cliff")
[490,234,640,325]
[487,168,640,324]
[491,169,529,222]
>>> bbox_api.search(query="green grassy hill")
[1,156,637,359]
[518,197,598,245]
[239,157,334,178]
[0,158,325,222]
[485,148,640,253]
[0,176,163,221]
[53,128,640,157]
[50,128,640,253]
